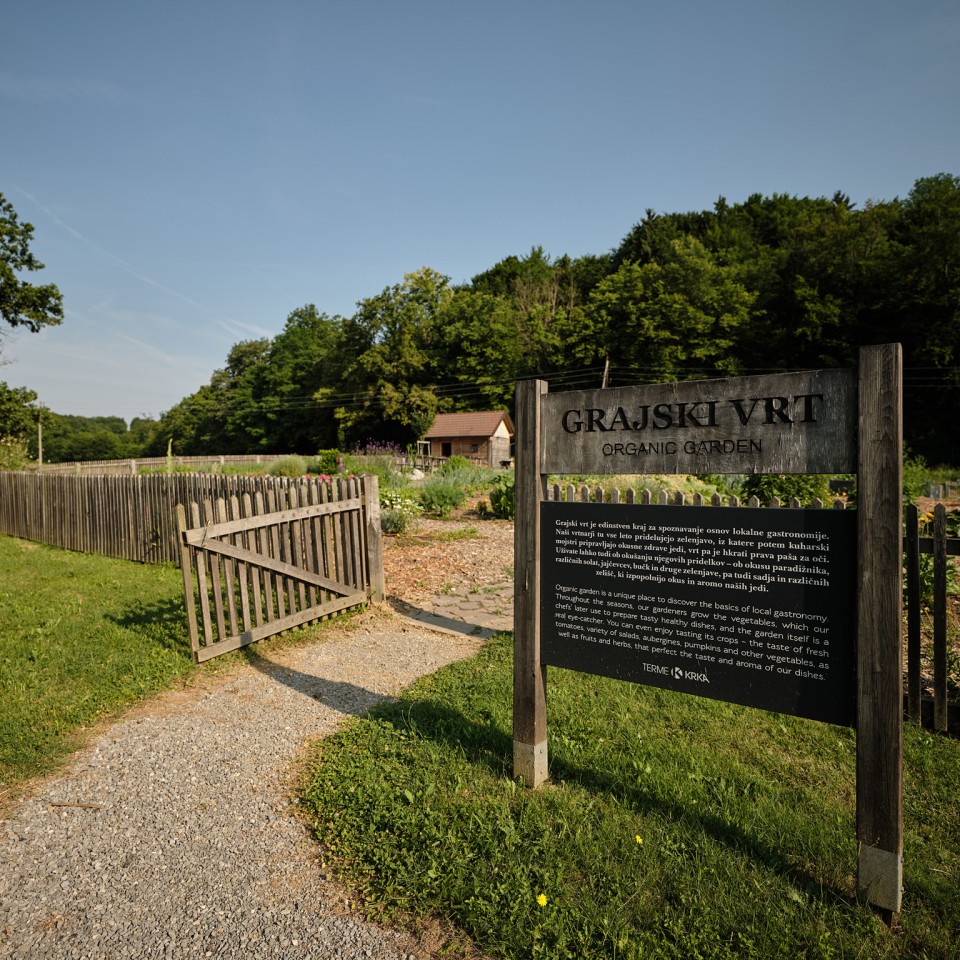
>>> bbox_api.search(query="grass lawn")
[302,634,960,960]
[0,535,195,795]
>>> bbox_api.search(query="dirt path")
[382,518,515,635]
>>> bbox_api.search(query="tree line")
[3,175,960,464]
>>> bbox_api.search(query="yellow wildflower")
[536,893,548,907]
[635,835,644,845]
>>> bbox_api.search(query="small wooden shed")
[423,411,515,467]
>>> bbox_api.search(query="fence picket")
[266,488,287,620]
[904,503,922,724]
[933,503,948,732]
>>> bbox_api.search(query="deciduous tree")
[0,193,63,332]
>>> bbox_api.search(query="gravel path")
[0,608,487,959]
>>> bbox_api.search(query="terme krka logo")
[645,663,710,684]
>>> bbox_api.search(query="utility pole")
[601,356,610,389]
[37,402,43,470]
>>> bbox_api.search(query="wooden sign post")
[513,343,903,914]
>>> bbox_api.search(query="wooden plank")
[917,537,960,557]
[181,497,363,543]
[255,491,276,623]
[308,480,328,608]
[289,485,308,612]
[350,477,367,592]
[243,493,264,629]
[347,477,364,591]
[266,488,287,620]
[904,504,922,724]
[301,481,318,608]
[540,368,857,475]
[192,501,214,659]
[513,378,548,787]
[204,498,228,646]
[319,480,334,591]
[337,478,356,589]
[217,498,240,639]
[194,591,366,663]
[365,474,385,601]
[933,503,948,732]
[277,488,298,615]
[231,495,252,634]
[329,479,346,591]
[856,342,903,915]
[176,504,201,658]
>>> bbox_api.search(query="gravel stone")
[0,608,486,959]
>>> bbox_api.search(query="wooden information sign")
[513,344,903,914]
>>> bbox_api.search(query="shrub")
[438,455,471,476]
[489,473,515,519]
[739,473,829,506]
[267,454,308,478]
[418,478,467,517]
[346,454,407,491]
[317,449,341,474]
[903,450,929,502]
[435,458,498,493]
[379,492,422,535]
[0,436,31,470]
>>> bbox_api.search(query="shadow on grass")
[104,596,193,657]
[362,693,857,910]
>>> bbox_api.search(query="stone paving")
[388,580,514,638]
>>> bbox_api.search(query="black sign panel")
[541,503,857,726]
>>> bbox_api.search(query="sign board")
[541,368,856,476]
[541,502,857,726]
[513,346,904,914]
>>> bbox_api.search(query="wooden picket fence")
[904,502,960,733]
[0,472,375,566]
[548,484,959,736]
[177,477,383,662]
[37,454,294,477]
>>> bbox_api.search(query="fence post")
[856,342,903,915]
[176,503,201,658]
[364,474,385,602]
[904,503,922,724]
[514,378,548,787]
[933,503,948,732]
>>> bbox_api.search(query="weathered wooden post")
[364,473,385,602]
[513,378,549,786]
[856,343,903,914]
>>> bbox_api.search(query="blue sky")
[2,0,958,423]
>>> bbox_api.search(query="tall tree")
[321,268,450,446]
[245,306,344,452]
[588,237,754,381]
[147,339,270,455]
[0,193,63,332]
[0,380,38,439]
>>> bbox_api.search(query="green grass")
[0,536,196,793]
[0,534,364,801]
[422,526,481,542]
[302,635,960,959]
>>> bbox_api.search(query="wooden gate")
[176,476,383,662]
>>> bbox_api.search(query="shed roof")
[424,411,515,439]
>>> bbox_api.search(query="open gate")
[176,476,383,662]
